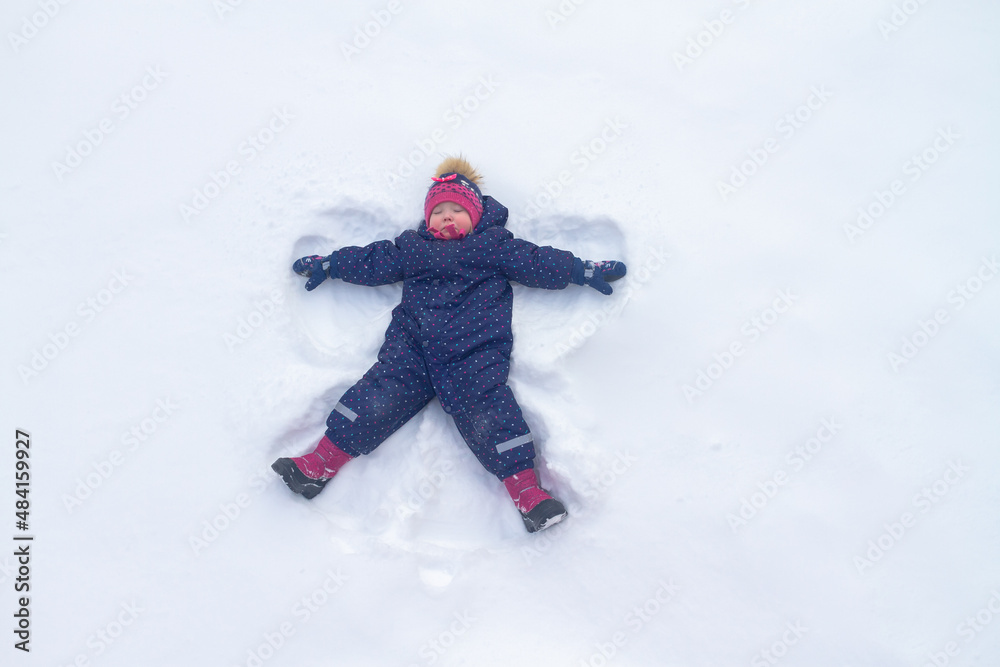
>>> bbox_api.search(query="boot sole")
[271,458,328,500]
[522,498,568,533]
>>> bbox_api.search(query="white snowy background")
[2,1,999,665]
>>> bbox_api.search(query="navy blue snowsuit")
[323,196,575,480]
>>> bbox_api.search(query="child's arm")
[292,238,405,291]
[495,237,575,289]
[496,237,627,294]
[335,239,405,286]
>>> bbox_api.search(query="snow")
[2,1,999,665]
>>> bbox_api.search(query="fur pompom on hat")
[424,156,485,227]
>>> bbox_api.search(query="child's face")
[427,201,474,240]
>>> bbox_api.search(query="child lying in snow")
[272,156,626,533]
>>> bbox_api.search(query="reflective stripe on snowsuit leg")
[325,323,435,457]
[333,402,358,422]
[496,433,533,453]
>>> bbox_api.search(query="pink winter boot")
[272,436,353,499]
[503,469,568,533]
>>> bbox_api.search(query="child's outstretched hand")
[571,259,627,295]
[293,254,338,291]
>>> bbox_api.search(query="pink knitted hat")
[423,157,484,227]
[423,173,484,227]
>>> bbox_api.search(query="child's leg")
[445,349,536,479]
[450,382,536,479]
[274,325,435,498]
[323,324,436,457]
[449,372,567,533]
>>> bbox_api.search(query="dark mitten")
[570,258,627,295]
[293,253,339,291]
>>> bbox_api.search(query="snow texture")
[2,1,999,666]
